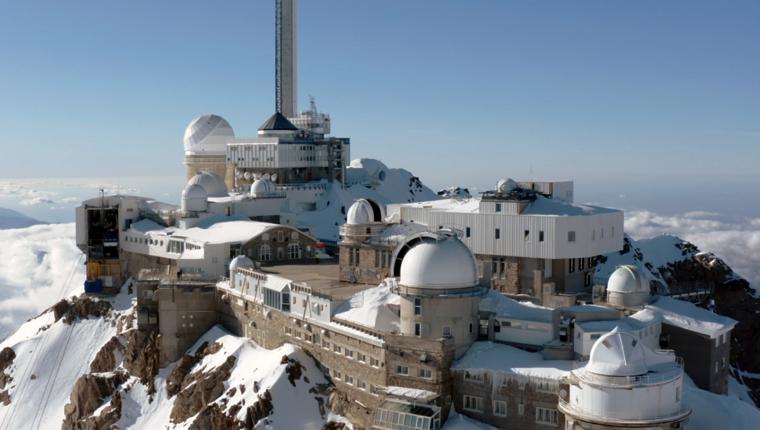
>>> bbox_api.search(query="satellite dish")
[263,173,271,180]
[243,171,252,180]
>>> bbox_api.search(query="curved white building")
[395,235,484,357]
[559,329,690,429]
[187,171,228,198]
[181,183,208,213]
[606,265,651,308]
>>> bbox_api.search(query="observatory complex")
[74,1,738,429]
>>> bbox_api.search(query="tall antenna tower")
[275,0,298,117]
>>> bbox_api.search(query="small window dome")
[607,265,649,295]
[250,178,276,197]
[187,171,228,198]
[183,114,234,155]
[181,183,208,212]
[399,237,478,289]
[586,328,648,377]
[229,255,254,274]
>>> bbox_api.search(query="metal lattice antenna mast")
[275,0,297,117]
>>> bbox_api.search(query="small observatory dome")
[229,254,254,274]
[587,328,648,377]
[184,114,235,155]
[496,178,519,194]
[187,171,228,198]
[400,237,478,289]
[181,183,208,213]
[250,178,276,197]
[346,199,375,225]
[607,265,651,307]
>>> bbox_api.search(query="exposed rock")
[0,347,15,405]
[285,358,304,386]
[166,341,222,397]
[170,355,237,423]
[90,336,124,373]
[122,329,160,394]
[323,421,349,430]
[189,403,243,430]
[62,370,128,430]
[52,296,112,324]
[245,390,273,428]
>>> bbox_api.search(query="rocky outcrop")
[62,370,128,430]
[170,355,237,423]
[122,329,160,394]
[166,341,222,397]
[189,403,242,430]
[90,336,124,373]
[52,296,112,324]
[0,347,15,405]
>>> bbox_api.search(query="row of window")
[250,243,303,261]
[463,372,559,394]
[395,365,433,380]
[462,395,558,425]
[568,257,597,274]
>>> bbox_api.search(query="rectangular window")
[333,344,342,354]
[396,366,409,375]
[463,395,483,413]
[539,231,544,242]
[345,375,354,385]
[358,380,367,390]
[414,297,422,315]
[518,402,525,416]
[332,369,342,380]
[345,349,354,359]
[415,322,422,337]
[495,203,502,212]
[495,228,501,239]
[568,258,575,273]
[524,230,530,241]
[357,353,367,363]
[443,326,452,337]
[568,231,576,242]
[579,258,585,271]
[493,400,507,417]
[464,371,484,383]
[466,227,471,238]
[535,407,559,426]
[370,357,380,367]
[418,368,432,379]
[322,340,330,350]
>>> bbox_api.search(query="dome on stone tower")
[184,114,235,156]
[399,237,478,289]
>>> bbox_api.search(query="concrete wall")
[661,323,730,394]
[157,284,219,365]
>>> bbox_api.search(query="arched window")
[288,243,302,260]
[259,244,271,261]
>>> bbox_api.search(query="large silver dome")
[183,114,235,155]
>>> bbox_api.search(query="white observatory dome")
[607,265,650,295]
[229,254,254,274]
[586,328,648,377]
[250,178,276,197]
[187,171,228,198]
[346,199,375,225]
[496,178,518,194]
[181,183,208,213]
[183,114,235,156]
[400,237,478,289]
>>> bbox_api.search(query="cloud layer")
[625,210,760,289]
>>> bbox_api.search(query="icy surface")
[453,341,575,380]
[479,289,553,323]
[647,296,736,337]
[333,283,400,332]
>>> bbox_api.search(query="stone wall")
[338,242,393,284]
[241,226,321,265]
[157,284,219,366]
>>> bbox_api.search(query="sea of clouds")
[625,210,760,290]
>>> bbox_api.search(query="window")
[568,258,575,273]
[524,230,530,241]
[469,323,473,333]
[370,357,380,367]
[592,229,596,241]
[332,369,342,380]
[493,400,507,417]
[535,407,559,426]
[579,258,585,271]
[443,326,452,337]
[415,323,422,336]
[676,385,681,402]
[493,320,501,333]
[349,247,360,266]
[568,231,576,242]
[259,244,272,261]
[396,366,409,375]
[495,228,501,239]
[333,344,342,354]
[345,374,354,385]
[536,379,558,394]
[276,230,284,242]
[418,368,432,379]
[466,227,471,238]
[414,297,422,315]
[495,203,502,212]
[345,349,354,359]
[357,380,367,390]
[539,231,544,242]
[611,226,615,237]
[322,340,330,350]
[517,402,524,416]
[288,243,302,260]
[463,395,483,413]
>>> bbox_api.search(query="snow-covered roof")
[454,341,574,380]
[479,289,554,323]
[647,296,737,338]
[586,328,648,376]
[384,386,437,401]
[130,218,166,234]
[607,265,650,294]
[399,195,617,217]
[333,283,400,333]
[374,222,430,244]
[141,215,307,246]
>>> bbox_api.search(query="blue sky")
[0,0,758,215]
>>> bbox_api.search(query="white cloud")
[625,210,760,289]
[18,196,56,206]
[0,223,83,340]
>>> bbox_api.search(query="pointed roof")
[259,112,298,131]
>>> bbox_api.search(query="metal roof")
[259,112,298,131]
